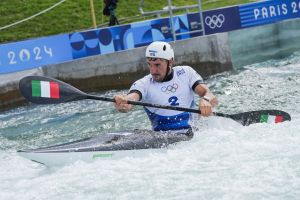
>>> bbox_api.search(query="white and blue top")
[129,65,203,132]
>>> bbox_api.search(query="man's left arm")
[193,84,218,116]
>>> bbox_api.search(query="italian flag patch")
[260,114,283,123]
[31,80,60,99]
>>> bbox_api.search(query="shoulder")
[173,65,196,76]
[131,74,153,90]
[173,65,203,87]
[134,74,152,84]
[173,65,195,71]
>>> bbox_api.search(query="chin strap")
[162,60,172,82]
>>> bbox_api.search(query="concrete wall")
[229,18,300,68]
[0,33,232,111]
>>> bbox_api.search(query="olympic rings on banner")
[205,14,225,29]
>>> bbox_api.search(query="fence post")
[90,0,97,28]
[167,0,176,41]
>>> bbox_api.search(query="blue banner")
[68,14,203,60]
[239,0,300,28]
[203,6,241,35]
[0,34,72,74]
[69,18,173,59]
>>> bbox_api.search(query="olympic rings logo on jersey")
[161,83,179,93]
[205,14,225,29]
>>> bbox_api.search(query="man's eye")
[155,64,160,67]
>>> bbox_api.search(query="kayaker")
[114,41,218,135]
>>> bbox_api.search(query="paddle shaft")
[87,94,204,114]
[87,94,231,118]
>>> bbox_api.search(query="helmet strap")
[161,60,172,82]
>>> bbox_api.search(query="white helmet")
[145,41,174,61]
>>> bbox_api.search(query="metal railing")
[139,0,199,17]
[139,0,205,41]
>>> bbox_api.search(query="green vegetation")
[0,0,256,43]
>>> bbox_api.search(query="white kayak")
[18,129,193,166]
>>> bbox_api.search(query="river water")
[1,51,300,200]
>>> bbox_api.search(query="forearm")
[194,84,218,107]
[114,92,140,112]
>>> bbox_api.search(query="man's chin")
[152,76,163,82]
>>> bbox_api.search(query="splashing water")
[0,52,300,200]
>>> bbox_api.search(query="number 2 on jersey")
[168,96,179,106]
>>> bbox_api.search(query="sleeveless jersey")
[129,65,203,131]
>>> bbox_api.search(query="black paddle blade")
[219,110,291,126]
[19,76,87,104]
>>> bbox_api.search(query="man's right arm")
[114,92,141,113]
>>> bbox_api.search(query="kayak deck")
[18,129,193,166]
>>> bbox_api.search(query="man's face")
[147,58,171,82]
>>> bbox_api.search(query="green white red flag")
[31,80,60,99]
[260,114,283,123]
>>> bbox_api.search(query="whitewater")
[0,51,300,200]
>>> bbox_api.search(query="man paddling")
[114,41,218,135]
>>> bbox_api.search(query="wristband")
[202,96,211,102]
